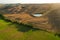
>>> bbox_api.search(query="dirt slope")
[0,4,60,33]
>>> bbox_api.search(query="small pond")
[32,13,43,17]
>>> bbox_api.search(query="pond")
[32,13,43,17]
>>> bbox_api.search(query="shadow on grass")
[9,22,50,32]
[9,22,40,32]
[55,33,60,37]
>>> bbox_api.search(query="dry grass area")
[3,13,52,32]
[1,4,60,33]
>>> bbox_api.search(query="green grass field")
[0,19,60,40]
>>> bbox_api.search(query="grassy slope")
[0,19,60,40]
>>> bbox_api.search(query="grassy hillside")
[0,18,60,40]
[0,4,60,40]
